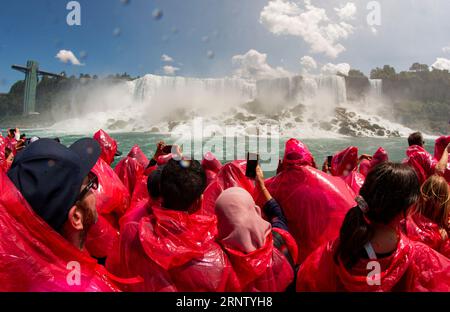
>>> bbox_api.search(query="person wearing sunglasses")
[7,138,101,251]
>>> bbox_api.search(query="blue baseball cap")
[7,138,100,231]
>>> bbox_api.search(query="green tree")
[409,63,429,72]
[370,65,396,79]
[348,69,367,78]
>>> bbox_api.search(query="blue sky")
[1,0,450,93]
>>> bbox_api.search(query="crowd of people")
[0,128,449,292]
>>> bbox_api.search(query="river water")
[4,128,437,177]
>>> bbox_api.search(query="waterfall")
[255,75,347,106]
[132,74,256,104]
[369,79,383,98]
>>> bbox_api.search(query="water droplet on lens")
[152,9,163,20]
[202,36,210,43]
[207,50,215,59]
[120,0,130,5]
[113,27,122,37]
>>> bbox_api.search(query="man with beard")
[7,138,100,251]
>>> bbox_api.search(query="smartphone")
[327,155,333,167]
[245,152,259,179]
[162,145,173,154]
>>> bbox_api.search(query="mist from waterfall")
[47,73,413,138]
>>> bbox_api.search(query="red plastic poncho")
[404,145,437,185]
[277,138,316,173]
[5,136,18,156]
[127,145,149,168]
[202,152,223,186]
[296,234,450,292]
[0,170,120,292]
[331,146,358,177]
[330,146,364,194]
[93,130,118,166]
[434,136,450,161]
[359,148,389,177]
[85,158,130,259]
[371,147,389,168]
[118,174,154,230]
[342,171,365,195]
[106,205,240,292]
[0,135,6,172]
[403,214,450,258]
[221,228,297,292]
[434,136,450,183]
[202,160,255,215]
[114,146,147,197]
[359,159,371,177]
[254,166,356,264]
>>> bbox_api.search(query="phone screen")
[327,155,333,166]
[246,152,259,178]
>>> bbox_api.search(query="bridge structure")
[12,60,64,115]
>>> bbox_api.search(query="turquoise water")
[4,129,437,177]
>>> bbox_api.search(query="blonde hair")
[415,175,450,231]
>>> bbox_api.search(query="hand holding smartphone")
[246,152,260,179]
[162,145,173,154]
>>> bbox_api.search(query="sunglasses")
[76,172,98,202]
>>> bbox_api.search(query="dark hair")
[408,132,424,147]
[5,147,12,159]
[334,162,420,269]
[147,166,164,200]
[160,159,207,211]
[8,128,16,136]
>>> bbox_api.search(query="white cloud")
[300,55,317,73]
[260,0,355,58]
[431,58,450,71]
[232,49,291,80]
[335,3,357,21]
[321,62,351,76]
[161,54,174,62]
[442,46,450,54]
[163,65,180,75]
[55,50,83,66]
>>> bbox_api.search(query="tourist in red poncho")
[329,146,365,194]
[5,128,20,155]
[85,130,130,262]
[297,162,450,292]
[1,138,120,291]
[107,158,240,292]
[93,129,122,166]
[215,166,298,292]
[359,147,389,177]
[114,145,149,196]
[202,159,254,215]
[404,132,449,184]
[253,138,356,264]
[402,175,450,258]
[202,151,223,187]
[434,135,450,183]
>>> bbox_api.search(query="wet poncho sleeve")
[263,198,289,232]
